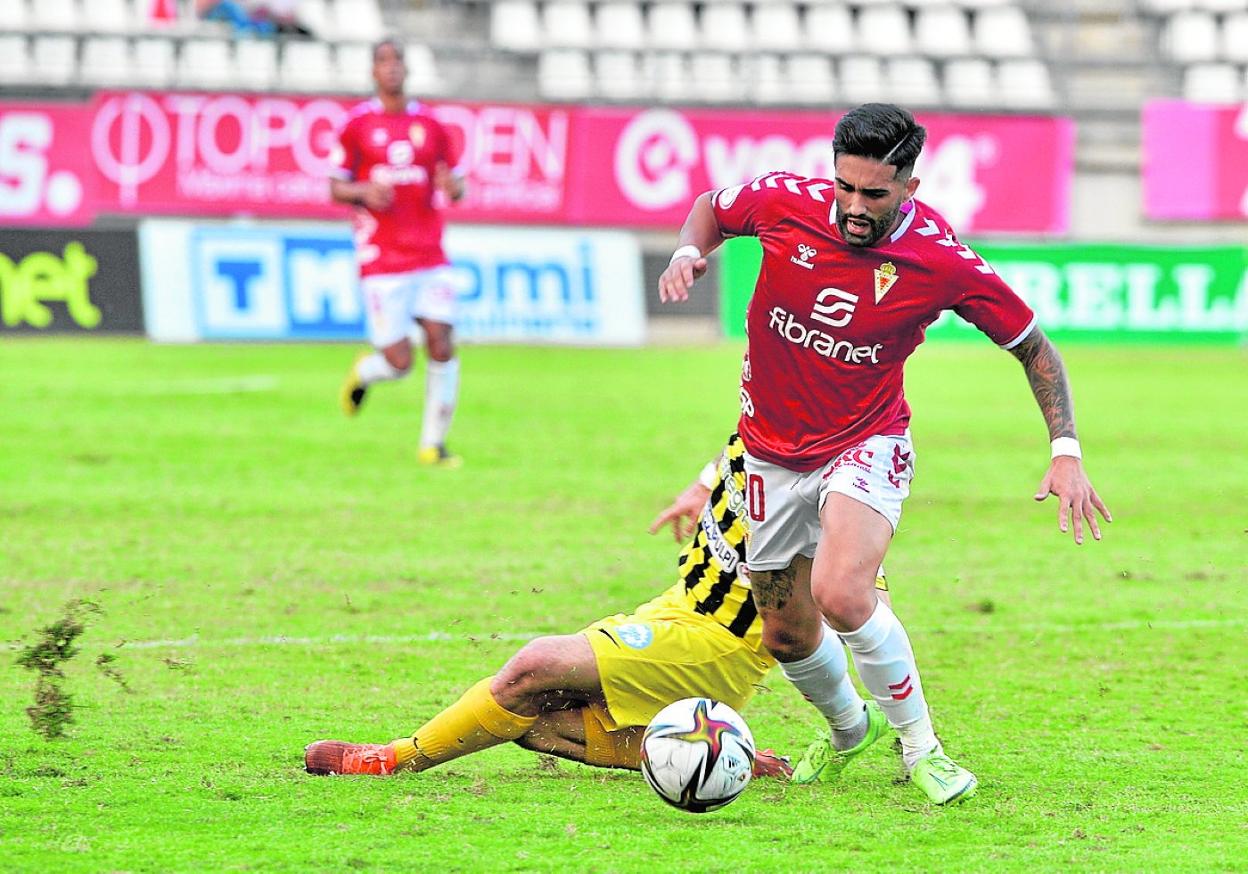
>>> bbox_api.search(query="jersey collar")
[888,200,917,243]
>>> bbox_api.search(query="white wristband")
[697,460,718,490]
[669,244,702,265]
[1050,437,1082,460]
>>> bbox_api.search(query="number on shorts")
[747,473,766,522]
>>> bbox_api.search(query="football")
[639,698,755,813]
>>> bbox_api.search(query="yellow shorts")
[580,585,773,732]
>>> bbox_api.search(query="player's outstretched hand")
[362,180,395,211]
[648,481,712,543]
[658,255,708,303]
[1034,456,1112,545]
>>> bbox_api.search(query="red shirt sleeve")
[951,257,1037,349]
[330,117,359,182]
[432,118,461,168]
[711,173,810,237]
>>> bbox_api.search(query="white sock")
[839,599,940,769]
[420,357,460,449]
[779,627,867,743]
[356,352,403,386]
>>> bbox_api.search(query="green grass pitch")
[1,338,1245,872]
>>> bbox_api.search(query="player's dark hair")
[372,37,405,63]
[833,103,927,179]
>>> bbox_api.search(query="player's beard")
[835,201,902,248]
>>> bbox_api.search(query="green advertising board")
[718,238,1248,343]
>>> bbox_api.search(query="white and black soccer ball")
[639,698,755,813]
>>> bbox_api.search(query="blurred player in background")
[659,103,1111,804]
[305,434,891,779]
[332,38,467,468]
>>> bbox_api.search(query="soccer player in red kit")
[332,38,467,467]
[658,103,1111,804]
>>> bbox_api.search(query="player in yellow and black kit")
[305,434,887,778]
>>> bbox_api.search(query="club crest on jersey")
[409,123,426,147]
[873,262,899,303]
[791,243,816,270]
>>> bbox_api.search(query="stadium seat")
[944,57,996,106]
[690,52,738,102]
[31,0,80,32]
[839,55,886,102]
[701,3,750,52]
[1163,11,1219,62]
[973,6,1034,58]
[647,3,698,51]
[648,52,693,101]
[491,1,542,52]
[80,36,133,86]
[132,37,176,87]
[786,53,837,104]
[542,1,594,49]
[751,3,802,54]
[996,58,1055,107]
[1220,13,1248,63]
[332,0,386,42]
[0,1,30,33]
[747,53,788,104]
[333,42,373,93]
[405,43,442,95]
[914,6,973,58]
[886,57,941,105]
[1137,0,1196,11]
[537,49,593,99]
[594,50,647,100]
[178,38,234,90]
[857,5,914,54]
[1195,0,1247,11]
[235,38,279,91]
[0,35,32,85]
[280,40,335,92]
[594,2,645,50]
[31,35,77,86]
[82,0,133,33]
[1182,62,1242,101]
[298,0,332,37]
[803,4,854,54]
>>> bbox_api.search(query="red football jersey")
[713,172,1037,472]
[330,99,460,277]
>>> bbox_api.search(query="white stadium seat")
[132,37,176,88]
[690,52,738,102]
[543,1,594,48]
[332,0,386,42]
[333,42,373,94]
[80,36,133,86]
[839,55,886,102]
[751,3,802,54]
[280,40,334,92]
[297,0,332,37]
[0,35,32,84]
[235,38,279,91]
[491,0,542,52]
[82,0,134,33]
[647,3,698,51]
[31,0,80,32]
[973,6,1034,58]
[538,49,593,99]
[1182,62,1242,101]
[594,2,645,50]
[915,6,973,58]
[886,57,941,105]
[944,57,996,107]
[0,1,31,33]
[996,59,1055,108]
[1220,12,1248,62]
[786,53,837,104]
[1163,10,1219,62]
[648,52,693,102]
[405,43,442,94]
[747,53,788,104]
[1196,0,1247,12]
[178,38,234,90]
[700,3,750,52]
[803,5,854,54]
[32,35,77,85]
[857,6,914,54]
[595,50,647,99]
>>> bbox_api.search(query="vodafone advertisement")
[1,93,1072,234]
[1143,100,1248,221]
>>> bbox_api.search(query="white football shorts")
[743,431,915,572]
[360,265,457,348]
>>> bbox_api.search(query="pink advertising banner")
[1143,100,1248,221]
[565,107,1074,234]
[2,94,1073,234]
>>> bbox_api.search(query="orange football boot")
[304,741,397,776]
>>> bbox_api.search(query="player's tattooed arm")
[1009,328,1076,440]
[751,565,797,611]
